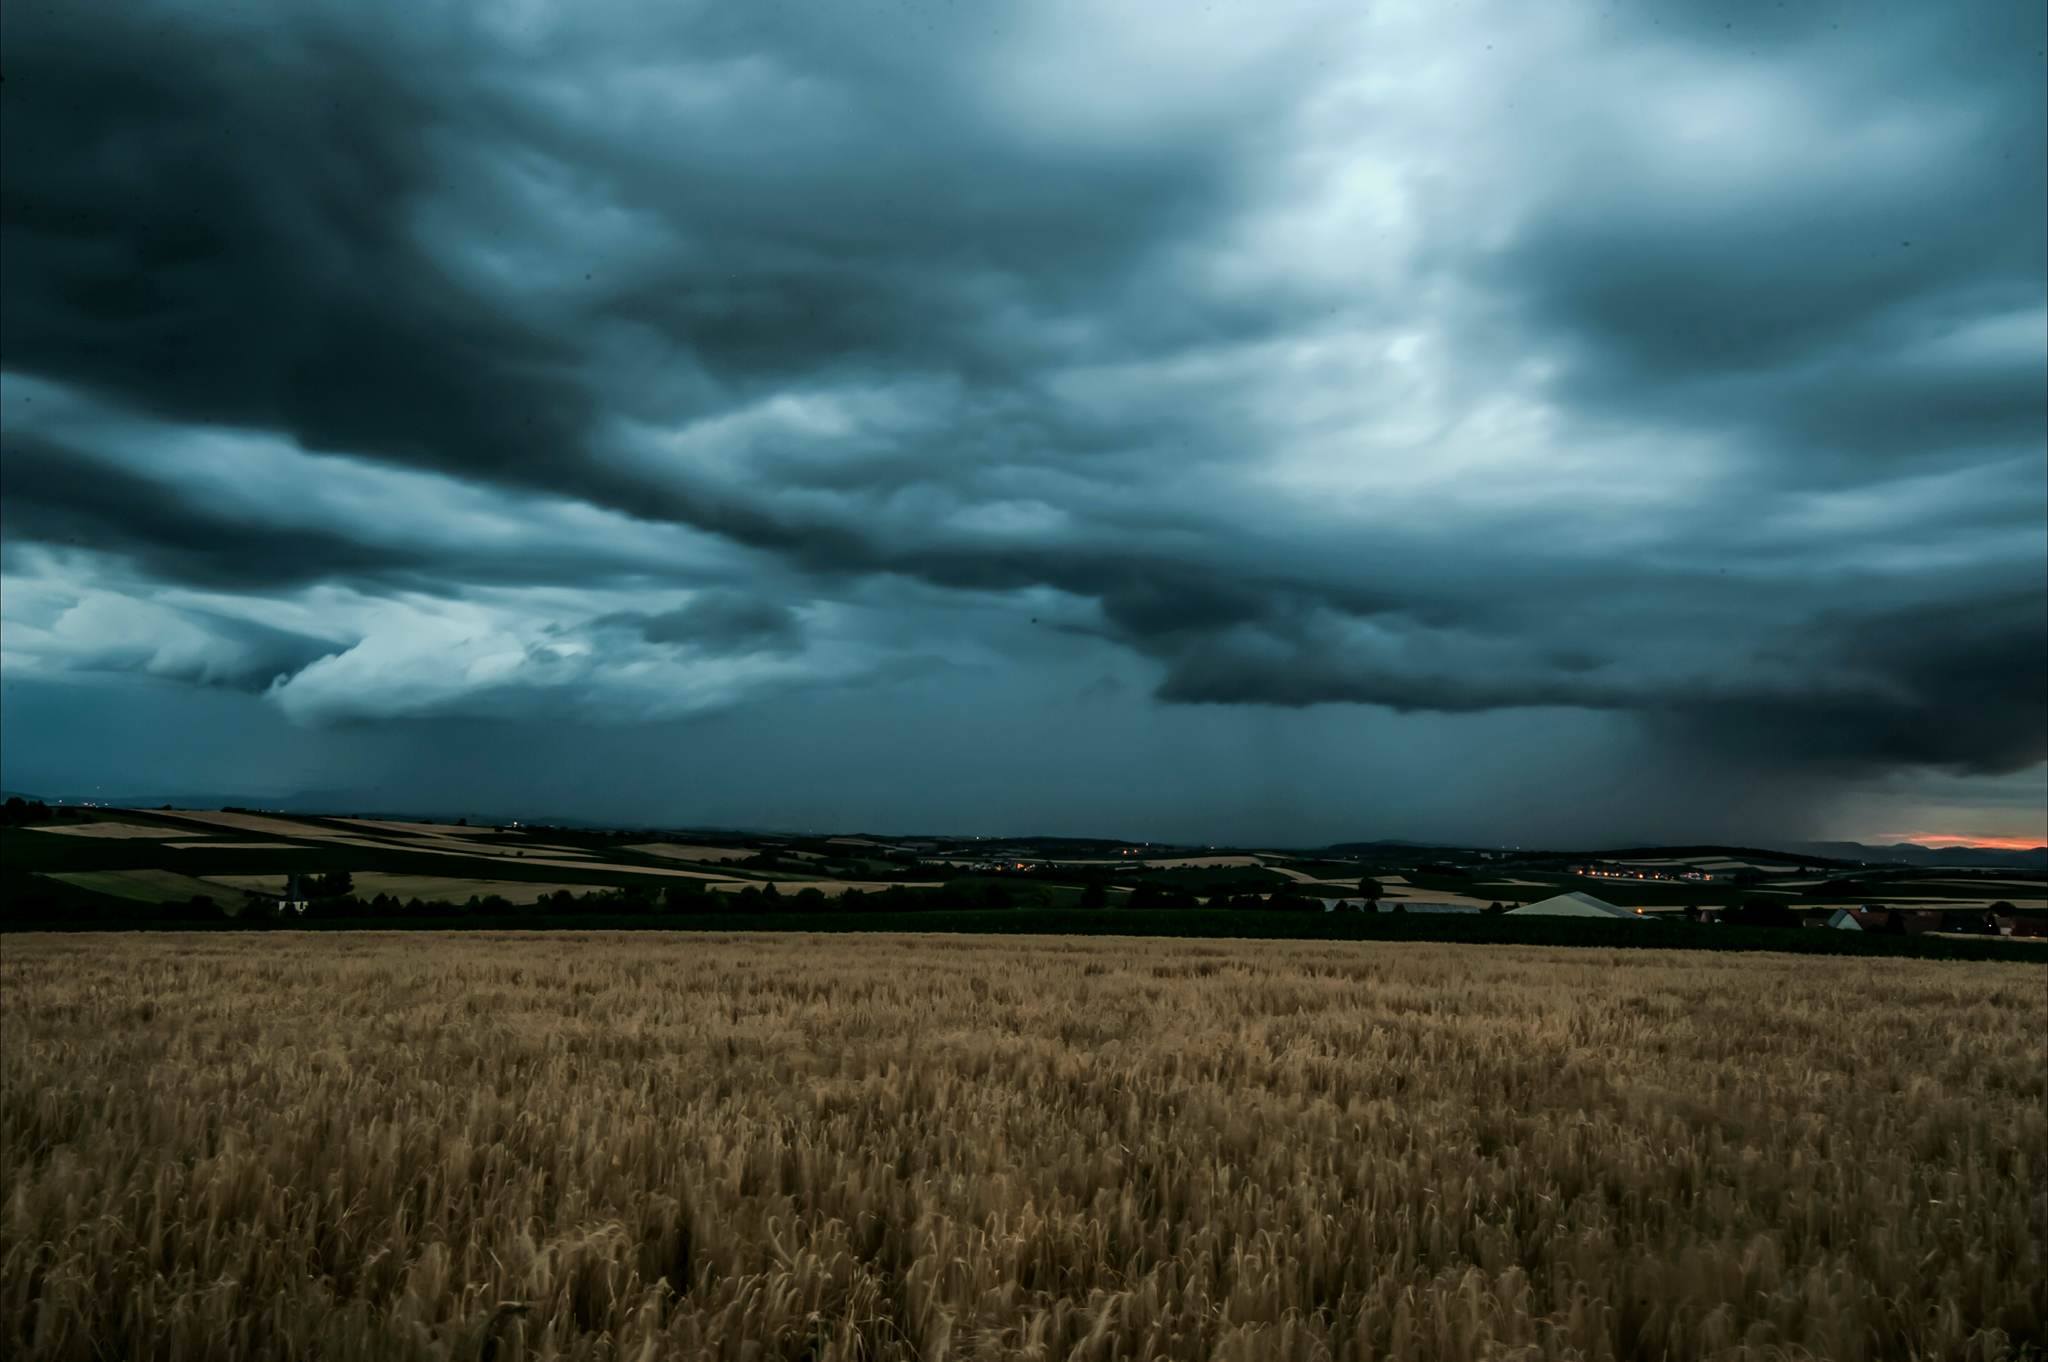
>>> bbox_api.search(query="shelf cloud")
[2,0,2041,841]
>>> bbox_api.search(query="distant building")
[1824,908,1862,931]
[1388,901,1483,915]
[1318,898,1481,915]
[1506,891,1644,921]
[1855,909,1935,935]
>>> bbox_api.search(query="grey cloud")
[1494,3,2044,481]
[1,432,430,589]
[0,423,718,594]
[0,2,1251,506]
[0,9,602,493]
[1,0,2041,835]
[1149,586,2047,777]
[1666,590,2048,776]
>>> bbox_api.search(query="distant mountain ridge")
[1796,841,2046,870]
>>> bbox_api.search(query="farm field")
[333,818,515,837]
[162,841,311,851]
[625,842,762,863]
[23,822,199,840]
[147,809,355,839]
[1,934,2039,1361]
[43,868,254,907]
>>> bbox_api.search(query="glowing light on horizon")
[1880,832,2047,851]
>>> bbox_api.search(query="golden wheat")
[1,933,2041,1360]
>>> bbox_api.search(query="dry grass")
[1,933,2041,1361]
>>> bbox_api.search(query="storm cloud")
[1,0,2042,842]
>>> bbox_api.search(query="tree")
[1080,880,1108,910]
[1724,898,1797,928]
[1,796,52,826]
[1358,877,1383,900]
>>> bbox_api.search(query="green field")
[47,869,256,908]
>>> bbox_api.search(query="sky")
[1,0,2043,848]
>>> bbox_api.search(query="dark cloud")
[602,593,803,655]
[0,0,2041,838]
[1495,2,2045,482]
[1,432,412,589]
[1666,589,2048,777]
[0,2,1246,506]
[0,8,601,493]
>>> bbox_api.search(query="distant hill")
[1327,838,2045,872]
[1797,841,2047,871]
[1326,841,1850,867]
[1321,839,1432,854]
[1565,844,1852,867]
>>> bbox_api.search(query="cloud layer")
[2,0,2042,837]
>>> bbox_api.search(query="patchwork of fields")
[7,813,2043,942]
[1,933,2039,1360]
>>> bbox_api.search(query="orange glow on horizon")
[1880,832,2047,851]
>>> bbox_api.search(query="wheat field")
[1,933,2041,1361]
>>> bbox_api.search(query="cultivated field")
[23,822,193,840]
[44,868,254,907]
[1,935,2041,1361]
[626,843,769,864]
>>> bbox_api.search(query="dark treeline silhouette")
[2,796,74,825]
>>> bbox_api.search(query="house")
[1824,908,1862,931]
[1506,891,1645,921]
